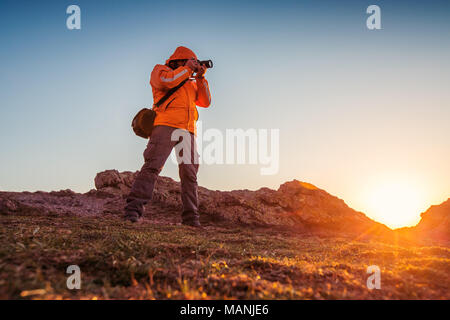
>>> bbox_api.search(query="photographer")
[124,46,211,227]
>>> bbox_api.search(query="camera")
[198,60,213,68]
[168,59,213,70]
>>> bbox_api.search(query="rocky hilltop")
[397,198,450,244]
[415,199,450,240]
[1,170,448,244]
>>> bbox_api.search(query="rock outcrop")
[89,170,390,234]
[1,170,389,237]
[398,199,450,244]
[416,199,450,238]
[1,170,446,243]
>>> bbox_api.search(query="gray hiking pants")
[125,125,200,222]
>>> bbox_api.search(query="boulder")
[94,170,138,195]
[0,196,19,214]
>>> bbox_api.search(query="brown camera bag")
[131,78,188,139]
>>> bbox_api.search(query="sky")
[1,0,449,228]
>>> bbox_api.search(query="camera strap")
[153,78,189,110]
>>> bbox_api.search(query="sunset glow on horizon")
[364,182,428,229]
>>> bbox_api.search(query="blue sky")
[1,0,449,227]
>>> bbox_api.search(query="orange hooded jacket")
[150,46,211,135]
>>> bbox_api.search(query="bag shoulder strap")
[154,78,189,109]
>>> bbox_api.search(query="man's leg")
[124,125,178,221]
[177,131,200,226]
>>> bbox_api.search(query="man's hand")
[185,58,200,72]
[195,65,207,78]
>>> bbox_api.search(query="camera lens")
[199,60,213,68]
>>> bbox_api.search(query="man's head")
[168,59,188,70]
[166,46,197,69]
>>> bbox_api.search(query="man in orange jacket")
[124,46,211,226]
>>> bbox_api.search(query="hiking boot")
[182,219,202,228]
[124,211,140,223]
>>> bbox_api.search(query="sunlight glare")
[365,181,427,229]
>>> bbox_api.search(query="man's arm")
[150,65,192,89]
[194,77,211,108]
[194,65,211,107]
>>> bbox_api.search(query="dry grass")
[0,210,448,300]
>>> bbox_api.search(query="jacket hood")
[165,46,197,65]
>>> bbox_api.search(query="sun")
[365,180,427,229]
